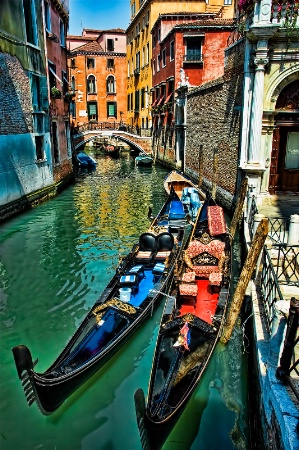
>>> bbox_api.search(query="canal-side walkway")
[244,193,299,450]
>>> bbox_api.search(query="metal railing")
[247,193,299,403]
[271,244,299,286]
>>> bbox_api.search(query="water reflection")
[0,154,249,449]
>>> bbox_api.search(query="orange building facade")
[127,0,236,132]
[67,29,127,129]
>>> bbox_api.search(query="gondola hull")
[135,195,232,449]
[12,174,204,415]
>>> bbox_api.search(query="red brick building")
[67,29,127,129]
[46,0,73,183]
[151,14,235,160]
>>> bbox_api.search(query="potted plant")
[51,86,62,99]
[64,91,75,103]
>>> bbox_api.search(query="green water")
[0,153,249,449]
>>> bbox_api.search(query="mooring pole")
[211,150,218,199]
[230,178,248,240]
[220,218,269,345]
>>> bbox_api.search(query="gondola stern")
[12,345,42,410]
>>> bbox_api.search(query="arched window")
[107,75,115,93]
[87,75,96,94]
[71,76,75,92]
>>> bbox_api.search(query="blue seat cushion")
[129,265,144,276]
[120,274,137,286]
[152,263,165,275]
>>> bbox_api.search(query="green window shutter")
[108,103,115,116]
[89,104,97,115]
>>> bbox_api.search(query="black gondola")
[12,175,204,416]
[134,195,232,449]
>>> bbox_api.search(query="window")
[170,40,174,61]
[142,46,145,67]
[130,93,133,111]
[127,61,130,77]
[224,0,232,4]
[71,76,76,92]
[135,22,140,36]
[152,59,156,75]
[131,1,135,16]
[285,132,299,169]
[62,70,68,94]
[141,88,145,109]
[158,28,161,42]
[146,10,149,25]
[136,52,140,71]
[162,48,166,67]
[107,39,114,51]
[65,121,72,158]
[107,75,115,93]
[48,61,57,87]
[157,53,161,72]
[70,101,76,117]
[60,21,65,47]
[44,1,51,31]
[185,37,202,62]
[135,90,140,112]
[127,94,130,111]
[31,74,41,110]
[23,0,38,45]
[107,59,114,69]
[107,102,117,118]
[51,121,59,164]
[87,58,95,69]
[71,58,76,68]
[146,43,149,64]
[88,102,98,121]
[87,75,96,93]
[35,136,44,161]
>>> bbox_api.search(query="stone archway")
[269,80,299,193]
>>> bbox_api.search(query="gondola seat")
[155,232,174,261]
[128,265,145,280]
[209,272,222,286]
[135,232,157,262]
[152,262,165,283]
[119,274,139,295]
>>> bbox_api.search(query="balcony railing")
[183,54,204,63]
[270,0,299,25]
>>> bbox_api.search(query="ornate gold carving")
[198,232,213,245]
[181,313,194,322]
[193,252,218,266]
[92,298,137,318]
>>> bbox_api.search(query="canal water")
[0,152,249,449]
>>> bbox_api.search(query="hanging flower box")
[51,87,62,99]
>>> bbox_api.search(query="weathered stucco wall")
[185,39,245,210]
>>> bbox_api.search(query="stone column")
[287,214,299,246]
[248,46,268,164]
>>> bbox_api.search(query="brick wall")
[185,40,245,208]
[0,53,32,134]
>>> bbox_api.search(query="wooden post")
[211,150,218,199]
[198,145,204,188]
[230,178,248,239]
[220,218,269,345]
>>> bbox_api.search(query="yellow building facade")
[126,0,235,132]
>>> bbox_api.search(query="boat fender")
[12,345,34,379]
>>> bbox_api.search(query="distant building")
[151,14,235,164]
[67,29,127,130]
[45,0,73,183]
[126,0,235,133]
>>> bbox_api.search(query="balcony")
[183,53,204,64]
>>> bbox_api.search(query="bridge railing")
[72,122,153,137]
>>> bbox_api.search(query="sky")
[68,0,131,35]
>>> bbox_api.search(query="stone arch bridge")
[72,130,153,156]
